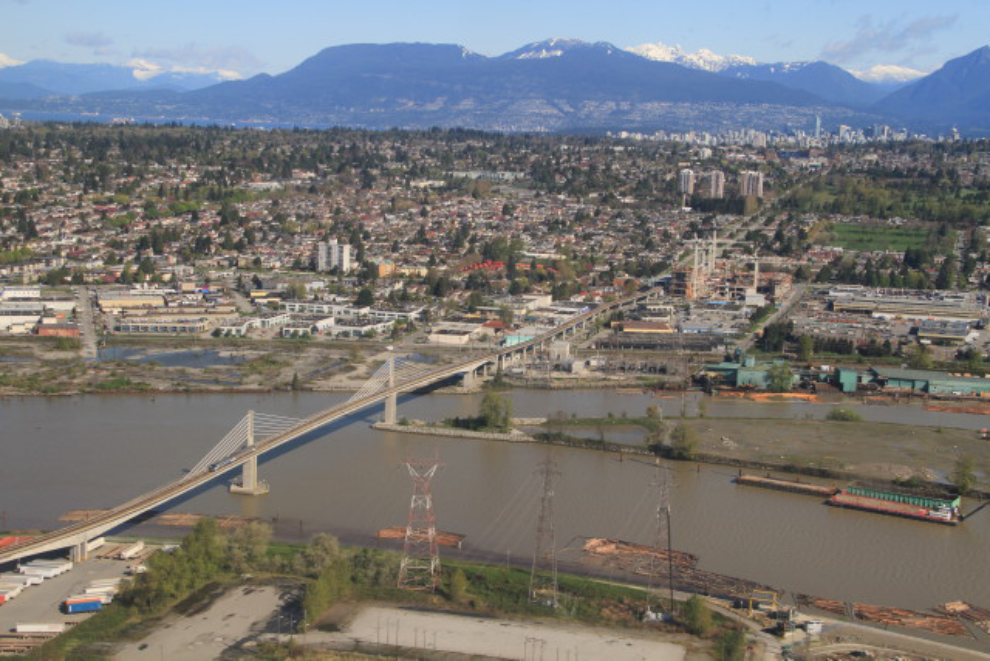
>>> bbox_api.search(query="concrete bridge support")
[384,355,398,424]
[69,540,86,562]
[230,410,270,495]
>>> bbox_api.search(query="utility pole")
[530,456,560,608]
[397,450,443,591]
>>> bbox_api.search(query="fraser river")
[1,389,987,611]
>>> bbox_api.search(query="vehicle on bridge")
[208,457,236,472]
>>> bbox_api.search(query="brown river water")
[0,389,987,611]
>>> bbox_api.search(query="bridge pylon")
[384,354,397,424]
[230,410,270,495]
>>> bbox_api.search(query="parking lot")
[0,558,131,634]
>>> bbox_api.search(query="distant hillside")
[723,61,888,108]
[874,46,990,133]
[0,60,227,97]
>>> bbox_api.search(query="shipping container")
[18,567,59,579]
[86,537,106,551]
[22,559,72,569]
[83,586,117,597]
[0,584,24,598]
[117,541,145,560]
[15,623,65,634]
[0,573,41,585]
[20,560,72,576]
[87,578,121,588]
[66,592,112,605]
[64,600,102,614]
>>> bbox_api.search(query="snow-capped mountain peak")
[504,38,619,60]
[848,64,926,84]
[0,52,23,69]
[627,41,756,72]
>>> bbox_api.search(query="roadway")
[0,285,661,566]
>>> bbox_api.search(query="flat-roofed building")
[115,317,209,334]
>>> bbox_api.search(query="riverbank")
[377,414,990,497]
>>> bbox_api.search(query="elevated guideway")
[0,286,662,565]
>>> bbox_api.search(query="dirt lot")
[0,336,465,396]
[688,417,990,487]
[299,604,697,661]
[114,584,285,661]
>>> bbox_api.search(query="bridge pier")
[462,368,478,389]
[384,355,398,424]
[69,536,95,562]
[230,410,269,495]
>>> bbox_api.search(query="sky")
[1,0,988,79]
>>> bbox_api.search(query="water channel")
[0,389,987,612]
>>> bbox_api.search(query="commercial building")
[115,318,209,334]
[870,367,990,397]
[828,289,986,322]
[0,301,44,333]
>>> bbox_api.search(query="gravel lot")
[114,584,282,661]
[300,605,689,661]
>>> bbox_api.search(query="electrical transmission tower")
[646,459,675,619]
[529,457,560,608]
[397,451,444,591]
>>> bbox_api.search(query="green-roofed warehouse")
[870,367,990,396]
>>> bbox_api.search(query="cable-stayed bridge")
[0,287,660,566]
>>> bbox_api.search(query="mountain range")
[0,59,232,98]
[0,39,988,135]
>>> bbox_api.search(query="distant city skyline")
[0,0,986,80]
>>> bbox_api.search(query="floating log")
[736,474,838,498]
[936,601,990,634]
[581,537,698,569]
[375,526,465,548]
[61,510,256,529]
[577,537,771,600]
[798,595,969,637]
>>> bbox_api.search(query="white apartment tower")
[739,171,764,198]
[316,238,353,273]
[678,168,696,195]
[704,170,725,199]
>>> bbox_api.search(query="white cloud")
[126,57,242,82]
[820,14,957,65]
[0,52,24,68]
[132,43,259,79]
[849,64,927,84]
[64,31,116,57]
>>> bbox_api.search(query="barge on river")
[828,487,960,525]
